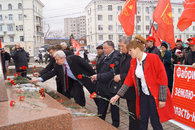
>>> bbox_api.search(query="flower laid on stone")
[10,100,16,106]
[34,66,36,69]
[7,78,11,81]
[59,99,63,103]
[19,96,25,101]
[39,88,45,97]
[17,72,21,76]
[19,67,22,70]
[14,73,17,77]
[33,66,37,72]
[10,80,16,85]
[89,92,135,119]
[77,74,91,79]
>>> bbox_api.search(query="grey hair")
[60,42,67,47]
[103,41,114,48]
[53,50,66,58]
[119,36,132,45]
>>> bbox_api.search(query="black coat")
[145,46,162,61]
[184,50,195,65]
[41,55,96,94]
[63,50,74,56]
[39,57,56,76]
[96,50,121,97]
[119,53,136,100]
[0,52,6,74]
[11,48,29,71]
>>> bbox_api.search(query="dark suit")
[119,53,138,130]
[95,50,121,127]
[41,55,97,106]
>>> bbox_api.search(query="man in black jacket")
[91,41,121,128]
[114,37,138,130]
[171,39,184,64]
[11,44,29,77]
[145,36,162,61]
[32,50,97,107]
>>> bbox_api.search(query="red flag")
[153,0,175,49]
[152,26,161,47]
[177,0,195,32]
[0,38,2,48]
[71,38,81,56]
[118,0,137,36]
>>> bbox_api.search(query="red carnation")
[77,74,82,79]
[22,66,27,70]
[11,80,16,85]
[19,96,25,101]
[33,69,35,72]
[7,78,11,81]
[110,64,115,68]
[10,100,16,106]
[59,99,62,103]
[14,73,16,77]
[17,72,21,76]
[19,67,22,70]
[34,66,36,69]
[90,92,97,99]
[92,61,96,64]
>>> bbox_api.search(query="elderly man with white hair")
[60,42,74,56]
[31,50,97,106]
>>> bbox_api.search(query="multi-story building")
[64,16,86,39]
[0,0,44,56]
[85,0,195,52]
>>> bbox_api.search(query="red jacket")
[124,53,174,122]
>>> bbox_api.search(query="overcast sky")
[41,0,91,31]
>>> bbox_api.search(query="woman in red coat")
[110,39,174,130]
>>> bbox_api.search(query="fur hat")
[161,41,168,49]
[134,35,146,44]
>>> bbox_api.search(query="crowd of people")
[0,35,194,129]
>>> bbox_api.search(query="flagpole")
[148,21,154,36]
[148,0,155,36]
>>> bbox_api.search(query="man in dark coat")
[11,44,29,77]
[91,41,121,128]
[32,50,97,107]
[171,39,185,64]
[145,36,162,61]
[0,48,10,79]
[184,38,195,66]
[161,42,173,93]
[94,45,104,72]
[114,37,138,130]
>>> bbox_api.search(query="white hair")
[60,42,67,47]
[53,50,66,58]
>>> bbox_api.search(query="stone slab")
[0,55,8,102]
[0,88,72,130]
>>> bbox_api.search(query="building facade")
[85,0,195,52]
[64,16,86,39]
[0,0,44,56]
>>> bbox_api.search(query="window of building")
[108,35,113,40]
[186,34,189,38]
[98,5,102,11]
[0,25,2,31]
[108,15,113,21]
[145,16,149,21]
[146,25,150,30]
[0,4,2,10]
[8,4,12,10]
[99,35,103,40]
[98,15,102,21]
[118,6,122,11]
[20,36,24,41]
[136,16,141,23]
[172,8,174,13]
[108,25,113,31]
[193,26,195,31]
[108,5,112,11]
[7,24,13,31]
[0,37,4,42]
[18,14,23,20]
[98,25,103,31]
[118,25,123,31]
[137,25,141,31]
[10,36,14,42]
[178,8,182,14]
[19,25,23,31]
[8,14,13,20]
[145,7,149,14]
[178,35,181,39]
[137,7,141,14]
[0,15,2,21]
[18,3,22,9]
